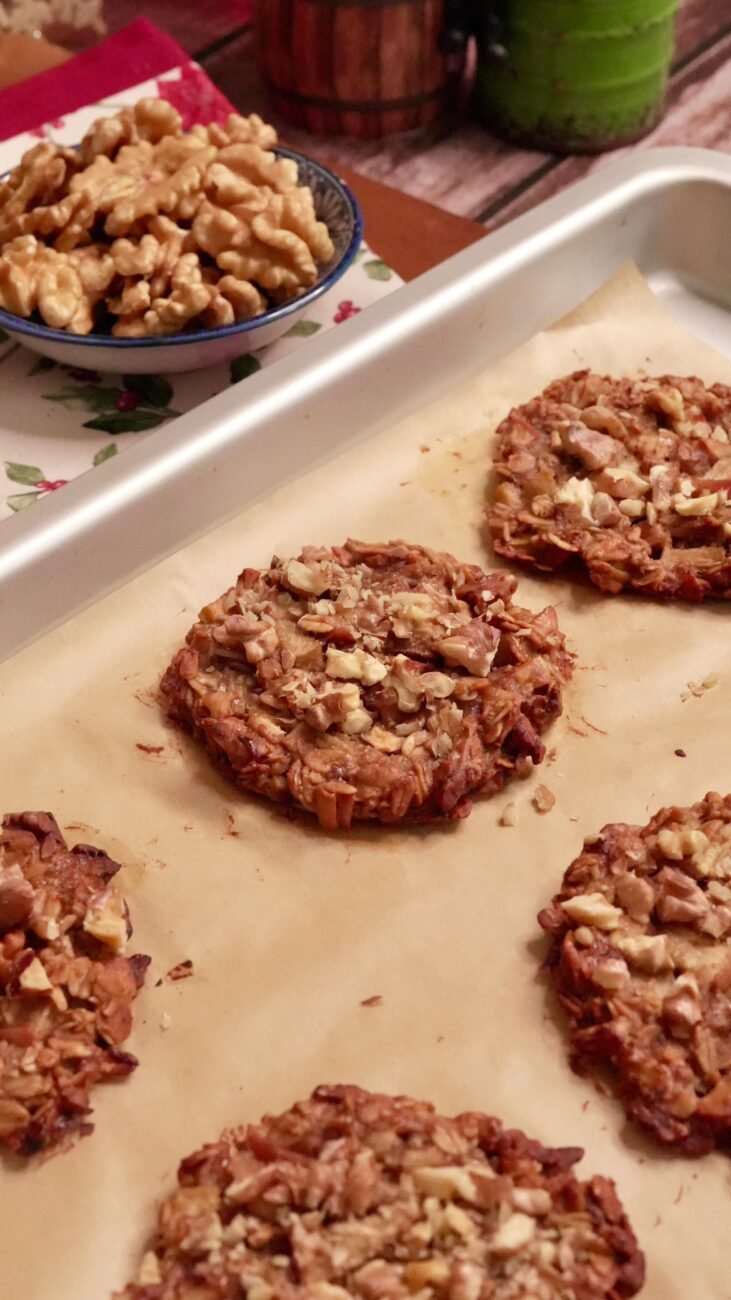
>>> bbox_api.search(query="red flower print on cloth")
[333,301,362,324]
[29,116,66,140]
[4,462,68,513]
[42,372,178,433]
[156,64,232,129]
[116,391,140,412]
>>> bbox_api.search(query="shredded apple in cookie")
[0,812,148,1156]
[160,540,573,829]
[540,791,731,1153]
[114,1084,644,1300]
[488,371,731,600]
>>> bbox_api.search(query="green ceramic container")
[473,0,680,152]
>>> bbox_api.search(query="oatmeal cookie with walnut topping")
[0,812,149,1156]
[160,540,572,829]
[114,1083,644,1300]
[488,370,731,600]
[539,791,731,1153]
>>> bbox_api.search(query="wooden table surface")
[0,0,728,276]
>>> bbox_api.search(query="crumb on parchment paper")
[133,689,157,710]
[533,784,556,814]
[500,802,518,827]
[681,673,720,703]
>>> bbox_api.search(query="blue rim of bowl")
[0,147,364,350]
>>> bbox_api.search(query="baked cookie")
[161,540,572,829]
[114,1083,644,1300]
[488,370,731,599]
[539,791,731,1153]
[0,812,148,1156]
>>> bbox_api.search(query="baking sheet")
[2,262,731,1299]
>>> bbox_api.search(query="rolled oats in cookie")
[160,540,573,829]
[114,1083,644,1300]
[0,812,148,1156]
[539,791,731,1154]
[488,370,731,600]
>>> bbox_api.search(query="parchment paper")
[2,263,730,1300]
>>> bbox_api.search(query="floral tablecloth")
[0,23,402,521]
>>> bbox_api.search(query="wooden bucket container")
[254,0,458,139]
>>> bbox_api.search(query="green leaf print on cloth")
[28,356,57,375]
[5,440,120,514]
[42,369,180,435]
[285,320,321,338]
[230,355,262,383]
[363,259,393,282]
[122,374,174,408]
[44,385,126,412]
[93,444,118,466]
[83,410,170,434]
[5,462,44,485]
[7,491,41,512]
[4,461,67,512]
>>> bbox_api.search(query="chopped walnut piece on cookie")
[488,371,731,600]
[0,812,148,1156]
[113,1084,644,1300]
[539,791,731,1153]
[160,540,573,828]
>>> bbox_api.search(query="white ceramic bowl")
[0,149,363,374]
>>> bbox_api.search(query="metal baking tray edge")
[1,145,730,663]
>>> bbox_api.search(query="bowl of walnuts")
[0,99,363,374]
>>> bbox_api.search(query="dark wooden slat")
[334,4,375,137]
[674,0,730,65]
